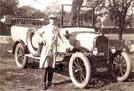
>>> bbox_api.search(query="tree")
[16,6,46,18]
[32,10,47,18]
[87,0,134,40]
[71,0,84,26]
[0,0,18,19]
[0,0,18,35]
[16,6,35,17]
[108,0,134,40]
[87,0,109,28]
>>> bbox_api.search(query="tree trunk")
[71,0,83,26]
[119,29,123,40]
[119,23,124,40]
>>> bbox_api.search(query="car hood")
[61,27,98,34]
[61,27,100,51]
[74,32,99,51]
[61,27,99,40]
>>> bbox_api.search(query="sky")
[18,0,72,11]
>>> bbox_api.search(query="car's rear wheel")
[69,52,91,88]
[111,52,131,82]
[15,43,27,68]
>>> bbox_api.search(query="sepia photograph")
[0,0,134,91]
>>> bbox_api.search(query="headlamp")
[92,47,98,55]
[111,46,116,53]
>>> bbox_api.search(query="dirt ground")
[0,44,134,91]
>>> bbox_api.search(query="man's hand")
[69,45,74,50]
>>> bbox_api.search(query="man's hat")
[48,14,57,19]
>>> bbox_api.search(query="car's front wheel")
[111,52,131,82]
[69,52,91,88]
[15,43,27,68]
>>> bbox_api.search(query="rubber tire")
[69,52,91,88]
[26,29,37,55]
[15,43,27,68]
[112,52,131,82]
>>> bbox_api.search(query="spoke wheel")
[112,52,131,82]
[73,58,86,83]
[15,43,27,68]
[69,52,91,88]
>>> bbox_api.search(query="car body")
[10,5,131,89]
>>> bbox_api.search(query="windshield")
[61,5,94,28]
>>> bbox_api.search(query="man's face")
[49,19,56,24]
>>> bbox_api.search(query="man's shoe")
[42,84,47,90]
[47,81,52,87]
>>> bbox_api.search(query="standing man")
[36,14,59,90]
[71,0,84,26]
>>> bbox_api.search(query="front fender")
[72,47,92,57]
[110,40,129,52]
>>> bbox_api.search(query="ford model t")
[11,5,131,88]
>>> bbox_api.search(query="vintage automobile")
[11,5,131,88]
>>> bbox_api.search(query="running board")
[25,54,40,60]
[25,54,66,64]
